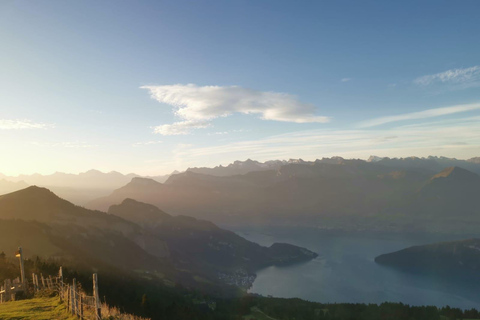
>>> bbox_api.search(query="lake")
[234,227,480,310]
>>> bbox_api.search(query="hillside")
[108,199,318,287]
[375,238,480,277]
[0,187,317,293]
[0,187,170,274]
[406,167,480,231]
[0,297,77,320]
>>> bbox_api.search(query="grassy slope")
[0,297,77,320]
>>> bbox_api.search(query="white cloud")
[0,119,53,130]
[142,84,330,135]
[341,78,352,82]
[414,66,480,86]
[358,103,480,128]
[153,120,211,135]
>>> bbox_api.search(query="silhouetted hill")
[0,186,139,232]
[412,167,480,221]
[0,187,317,293]
[375,239,480,278]
[109,198,171,228]
[0,186,171,272]
[107,199,318,287]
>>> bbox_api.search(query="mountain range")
[0,170,172,205]
[87,156,480,233]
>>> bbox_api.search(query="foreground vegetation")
[0,296,76,320]
[2,255,480,320]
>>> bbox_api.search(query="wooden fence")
[0,247,27,303]
[1,248,145,320]
[0,277,27,303]
[31,267,103,320]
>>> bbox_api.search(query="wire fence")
[1,247,148,320]
[35,267,147,320]
[30,267,102,320]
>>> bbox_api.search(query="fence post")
[59,267,63,283]
[4,280,10,302]
[79,293,84,320]
[41,274,45,289]
[71,285,75,314]
[66,285,70,312]
[32,273,36,292]
[93,273,101,319]
[58,267,63,301]
[16,247,26,285]
[74,278,79,316]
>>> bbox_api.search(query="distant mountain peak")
[109,198,171,227]
[288,158,305,164]
[367,155,384,162]
[130,177,162,185]
[83,169,103,175]
[11,185,58,197]
[468,157,480,164]
[431,166,478,180]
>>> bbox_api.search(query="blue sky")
[1,0,480,175]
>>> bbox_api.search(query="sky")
[1,0,480,175]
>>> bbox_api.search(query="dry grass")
[100,303,150,320]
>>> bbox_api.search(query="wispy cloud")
[208,131,229,136]
[169,117,480,169]
[0,119,53,130]
[153,120,211,135]
[132,140,163,147]
[31,141,98,148]
[358,103,480,128]
[414,66,480,86]
[141,84,330,135]
[341,78,352,82]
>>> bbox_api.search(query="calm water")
[234,227,480,310]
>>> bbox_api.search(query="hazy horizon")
[0,154,478,177]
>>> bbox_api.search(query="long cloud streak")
[142,84,330,135]
[358,103,480,128]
